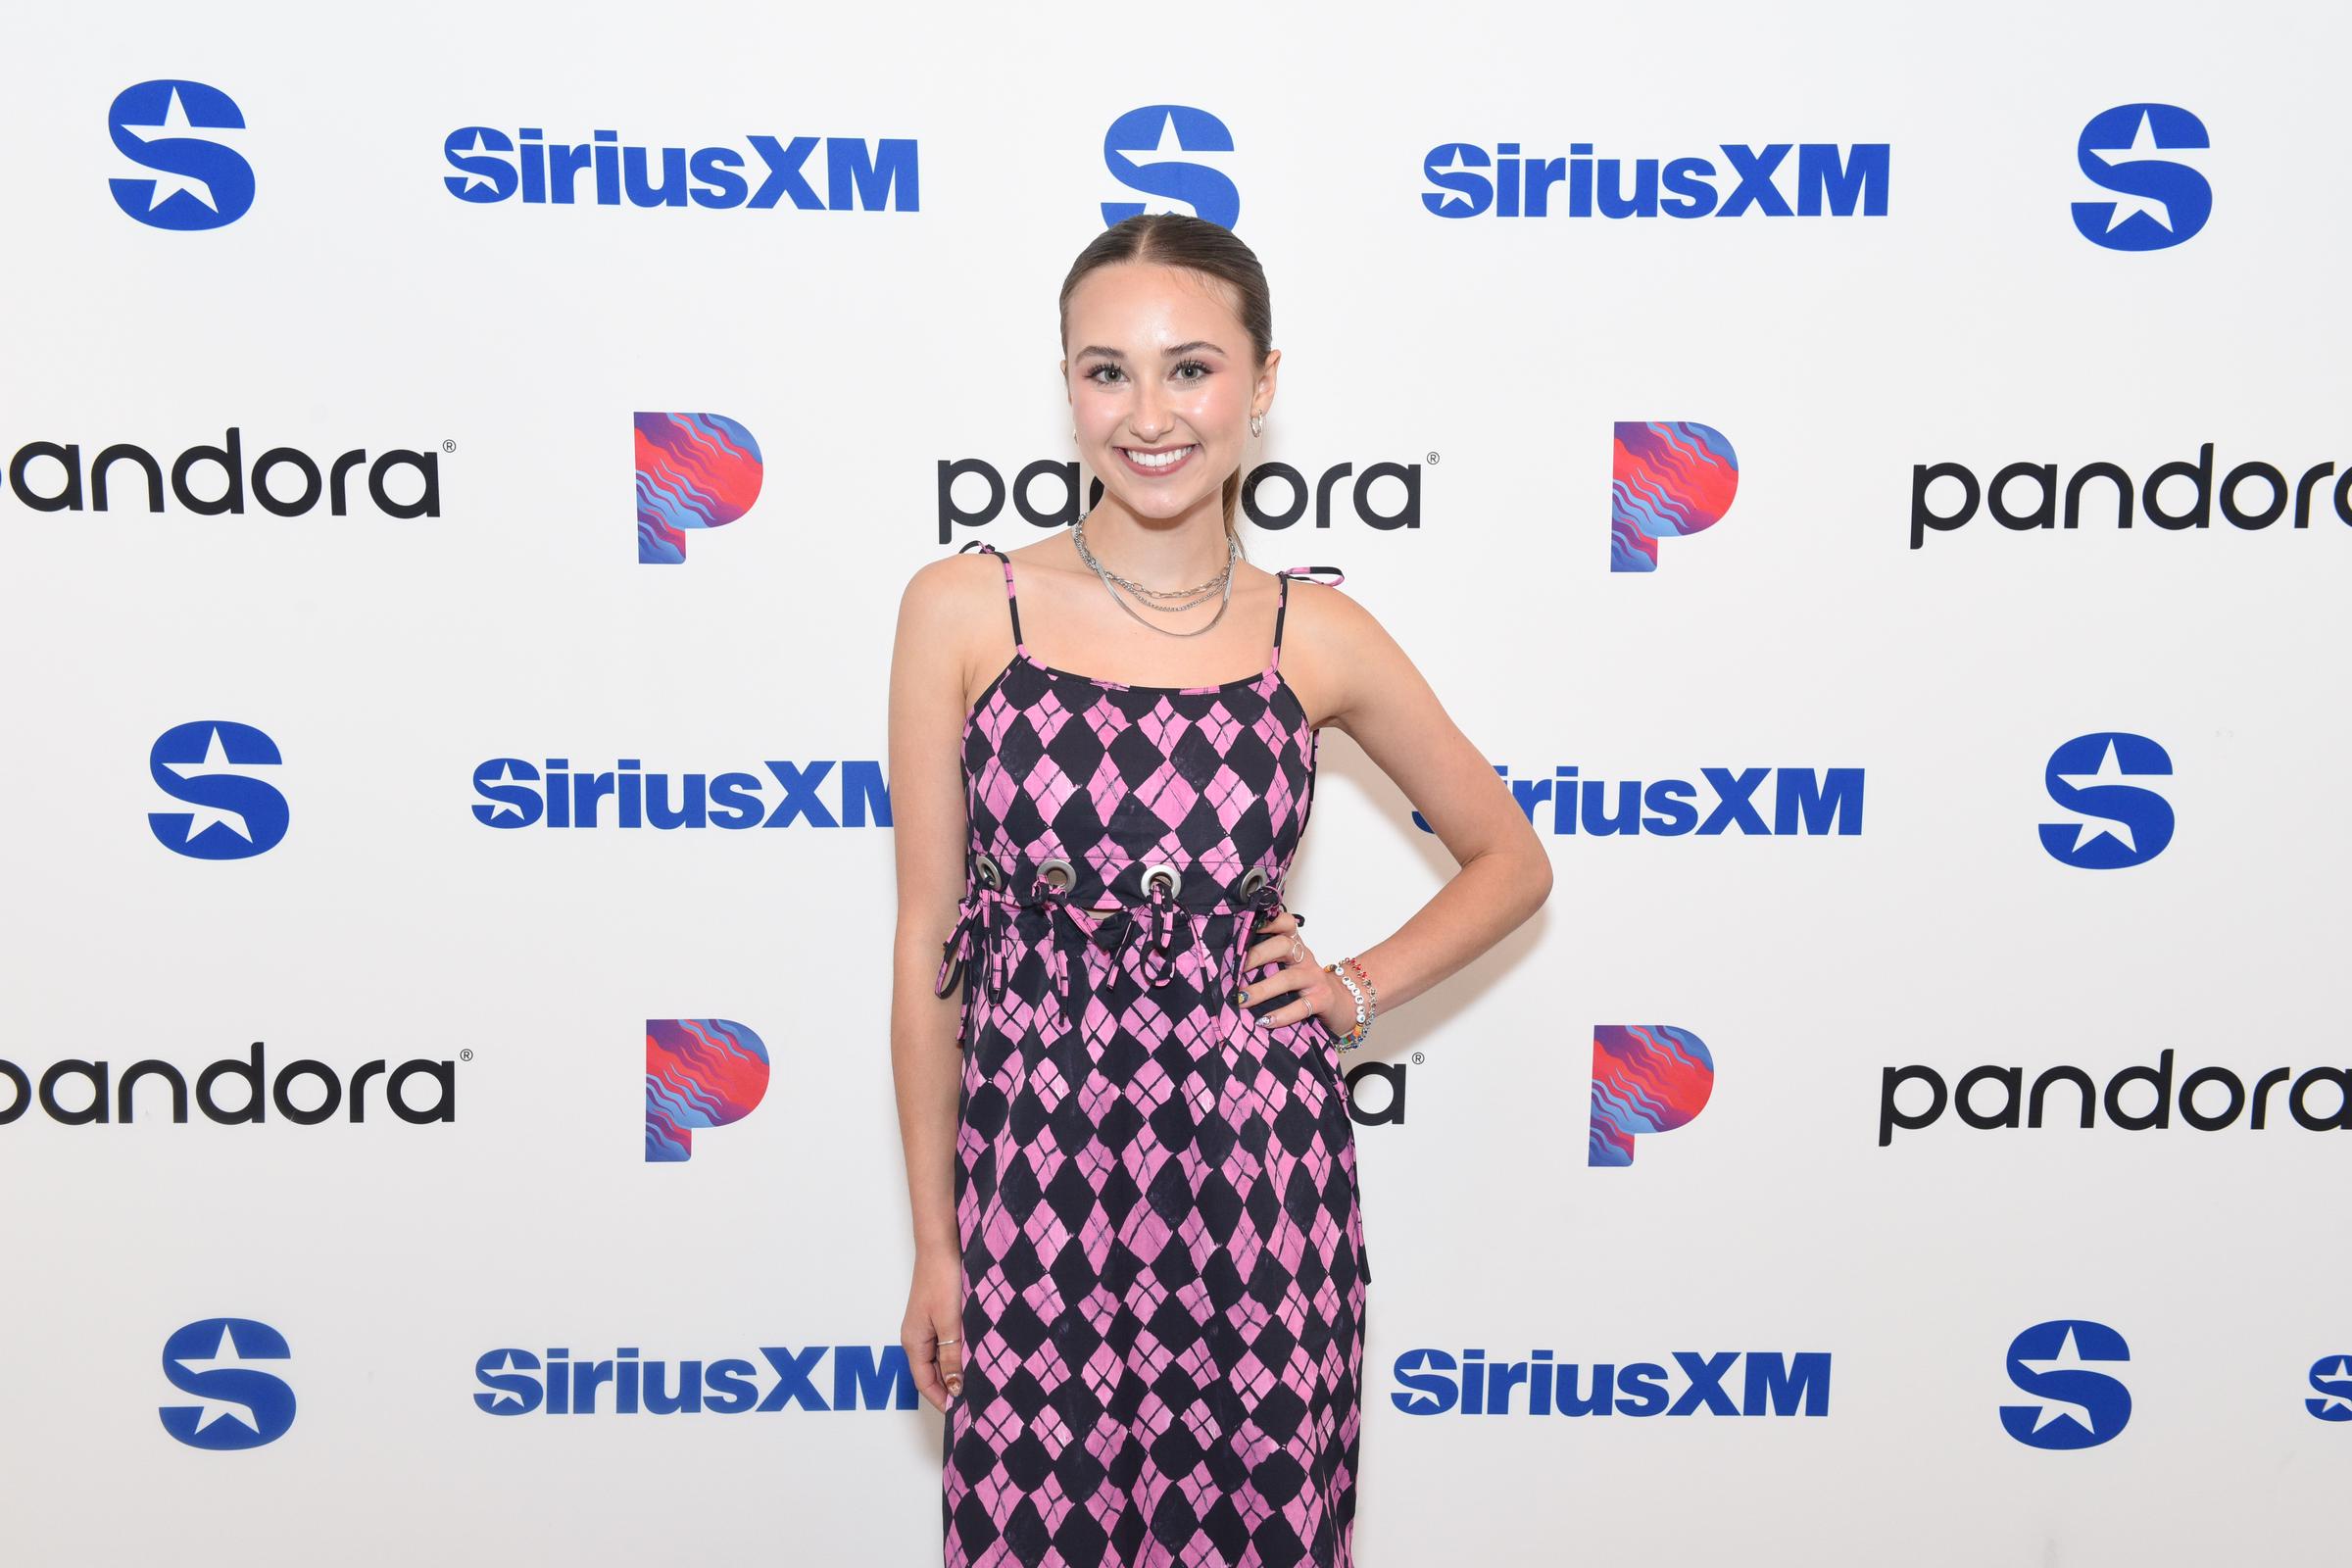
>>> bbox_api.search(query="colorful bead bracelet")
[1324,955,1377,1051]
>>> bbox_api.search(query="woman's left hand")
[1236,908,1344,1033]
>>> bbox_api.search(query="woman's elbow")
[1523,848,1555,915]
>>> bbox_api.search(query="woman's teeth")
[1123,445,1196,469]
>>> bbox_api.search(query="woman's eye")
[1084,362,1212,385]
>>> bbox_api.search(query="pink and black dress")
[937,540,1370,1567]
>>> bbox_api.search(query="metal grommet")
[1037,857,1075,892]
[1139,861,1182,900]
[974,853,1003,889]
[1238,867,1269,902]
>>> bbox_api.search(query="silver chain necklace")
[1072,514,1241,638]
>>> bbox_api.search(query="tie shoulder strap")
[1269,565,1345,673]
[956,539,1026,653]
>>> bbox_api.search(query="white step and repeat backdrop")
[4,2,2346,1562]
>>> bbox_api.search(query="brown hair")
[1058,214,1274,553]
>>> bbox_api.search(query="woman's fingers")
[938,1315,963,1397]
[1243,909,1307,975]
[1236,908,1335,1028]
[905,1273,965,1413]
[905,1319,949,1412]
[1242,936,1307,975]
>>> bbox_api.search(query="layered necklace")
[1071,513,1242,638]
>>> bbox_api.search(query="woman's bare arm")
[888,556,982,1263]
[1289,582,1552,1023]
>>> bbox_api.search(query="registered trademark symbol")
[443,439,457,453]
[1426,451,1439,465]
[460,1049,474,1061]
[1411,1051,1424,1065]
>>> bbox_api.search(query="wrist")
[1323,954,1379,1051]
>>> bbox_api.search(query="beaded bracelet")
[1324,955,1378,1052]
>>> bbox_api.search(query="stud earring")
[1249,411,1264,437]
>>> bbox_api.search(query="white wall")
[3,1,2346,1562]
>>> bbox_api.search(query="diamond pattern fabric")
[937,541,1368,1567]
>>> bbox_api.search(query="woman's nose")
[1130,381,1172,441]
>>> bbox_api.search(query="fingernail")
[1232,988,1249,1005]
[946,1375,961,1394]
[1293,914,1305,926]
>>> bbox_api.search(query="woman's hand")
[1236,908,1346,1036]
[903,1248,964,1413]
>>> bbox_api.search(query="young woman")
[889,214,1551,1566]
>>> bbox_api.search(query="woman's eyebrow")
[1074,340,1229,361]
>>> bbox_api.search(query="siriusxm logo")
[150,721,287,859]
[444,127,916,211]
[4,428,443,517]
[637,412,763,564]
[1909,445,2351,548]
[2073,104,2211,251]
[474,1344,917,1414]
[1423,140,1886,220]
[2002,1320,2130,1449]
[1102,105,1236,227]
[109,80,253,230]
[2309,1356,2352,1422]
[1590,1025,1713,1168]
[160,1319,295,1449]
[1,1042,456,1127]
[1612,421,1738,571]
[1448,764,1864,837]
[473,758,888,829]
[1393,1348,1829,1417]
[938,456,1421,546]
[1879,1050,2350,1146]
[647,1019,771,1162]
[2040,732,2174,869]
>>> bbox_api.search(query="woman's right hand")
[903,1248,965,1412]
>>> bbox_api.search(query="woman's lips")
[1115,443,1199,477]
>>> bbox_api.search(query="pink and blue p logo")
[1590,1024,1714,1167]
[636,413,763,564]
[1611,421,1738,571]
[646,1018,771,1162]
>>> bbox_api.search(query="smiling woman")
[887,214,1551,1568]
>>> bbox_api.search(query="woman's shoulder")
[1270,560,1374,626]
[906,540,1015,602]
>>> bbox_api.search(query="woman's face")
[1061,261,1277,529]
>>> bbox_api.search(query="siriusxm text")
[444,128,917,210]
[1392,1348,1831,1416]
[1422,141,1888,220]
[1459,765,1864,836]
[473,759,889,829]
[474,1346,917,1414]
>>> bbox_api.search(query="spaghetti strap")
[1269,564,1345,674]
[956,539,1026,654]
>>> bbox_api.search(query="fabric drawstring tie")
[933,890,1004,1003]
[1120,880,1183,991]
[937,873,1291,1032]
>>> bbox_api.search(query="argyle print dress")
[936,541,1370,1567]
